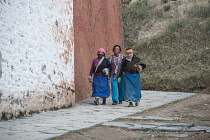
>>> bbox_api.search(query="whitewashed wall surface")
[0,0,74,120]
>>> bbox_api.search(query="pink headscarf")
[97,48,106,54]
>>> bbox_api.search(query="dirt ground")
[52,94,210,140]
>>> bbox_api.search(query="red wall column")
[74,0,124,101]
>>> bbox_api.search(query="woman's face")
[126,54,133,59]
[113,47,120,55]
[97,51,104,55]
[97,51,104,58]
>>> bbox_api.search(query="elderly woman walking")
[108,45,124,105]
[88,48,111,105]
[119,48,146,107]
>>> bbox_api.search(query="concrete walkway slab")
[152,126,183,131]
[101,121,194,132]
[185,126,210,132]
[144,122,194,127]
[120,116,179,121]
[165,134,189,138]
[0,91,195,140]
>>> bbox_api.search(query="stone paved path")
[0,91,195,140]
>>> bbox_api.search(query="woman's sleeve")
[119,59,126,76]
[89,59,95,76]
[136,57,146,70]
[107,59,112,73]
[107,55,112,62]
[138,62,146,70]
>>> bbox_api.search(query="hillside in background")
[122,0,210,93]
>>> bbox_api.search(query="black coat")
[119,56,146,76]
[95,58,111,74]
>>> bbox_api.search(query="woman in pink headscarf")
[88,48,111,105]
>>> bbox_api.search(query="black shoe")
[135,102,139,106]
[94,98,99,105]
[128,102,133,107]
[112,101,117,105]
[102,98,106,105]
[119,101,122,104]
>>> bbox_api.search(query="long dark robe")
[119,56,146,102]
[91,58,111,98]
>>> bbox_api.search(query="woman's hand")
[134,65,143,72]
[102,69,106,73]
[88,76,93,83]
[118,77,121,83]
[137,65,143,72]
[102,68,109,75]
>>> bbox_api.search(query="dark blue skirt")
[92,75,110,98]
[122,73,141,102]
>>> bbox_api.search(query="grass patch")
[133,94,195,116]
[161,0,168,4]
[164,19,189,36]
[122,1,166,47]
[188,5,210,18]
[182,115,196,119]
[205,19,210,33]
[122,2,210,93]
